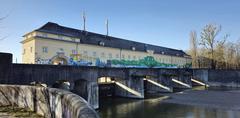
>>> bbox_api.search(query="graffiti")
[110,56,178,68]
[95,58,111,67]
[36,54,191,68]
[68,58,93,66]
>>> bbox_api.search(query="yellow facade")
[21,31,191,67]
[22,38,35,64]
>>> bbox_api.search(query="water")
[98,88,240,118]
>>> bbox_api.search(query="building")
[21,22,191,68]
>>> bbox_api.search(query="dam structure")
[2,52,240,110]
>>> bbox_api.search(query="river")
[98,87,240,118]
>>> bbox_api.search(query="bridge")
[1,52,240,109]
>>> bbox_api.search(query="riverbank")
[161,88,240,110]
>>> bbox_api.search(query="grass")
[0,106,43,118]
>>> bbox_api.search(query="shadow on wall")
[0,84,99,118]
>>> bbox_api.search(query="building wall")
[22,31,191,67]
[35,38,76,61]
[22,38,35,64]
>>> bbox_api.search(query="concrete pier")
[115,76,144,99]
[73,80,99,109]
[172,70,192,89]
[144,76,173,93]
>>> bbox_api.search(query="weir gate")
[0,53,214,109]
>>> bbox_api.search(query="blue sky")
[1,0,240,62]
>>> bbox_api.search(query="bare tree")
[189,31,198,68]
[189,23,240,69]
[215,39,226,69]
[225,42,236,69]
[235,39,240,68]
[200,24,222,69]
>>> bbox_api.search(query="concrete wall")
[10,64,100,109]
[0,53,12,84]
[173,75,192,89]
[208,70,240,87]
[161,69,192,89]
[73,80,99,109]
[10,64,99,85]
[192,69,209,82]
[115,76,144,99]
[145,76,173,93]
[0,84,99,118]
[193,69,240,87]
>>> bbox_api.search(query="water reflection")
[98,96,240,118]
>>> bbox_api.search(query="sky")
[1,0,240,62]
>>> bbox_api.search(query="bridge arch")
[52,80,71,90]
[50,53,69,65]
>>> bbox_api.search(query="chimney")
[105,19,109,36]
[82,11,86,31]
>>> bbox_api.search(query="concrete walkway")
[161,89,240,110]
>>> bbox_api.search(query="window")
[99,41,105,46]
[30,47,33,53]
[71,38,76,42]
[116,54,119,58]
[23,49,26,54]
[27,35,31,39]
[59,48,64,52]
[58,35,63,40]
[72,49,77,54]
[131,46,136,51]
[147,49,154,54]
[42,47,48,53]
[128,55,131,59]
[133,56,136,60]
[83,51,88,56]
[42,33,48,37]
[93,52,97,57]
[121,54,125,59]
[108,53,112,59]
[101,52,105,58]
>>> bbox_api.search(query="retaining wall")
[0,84,99,118]
[193,69,240,87]
[208,70,240,87]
